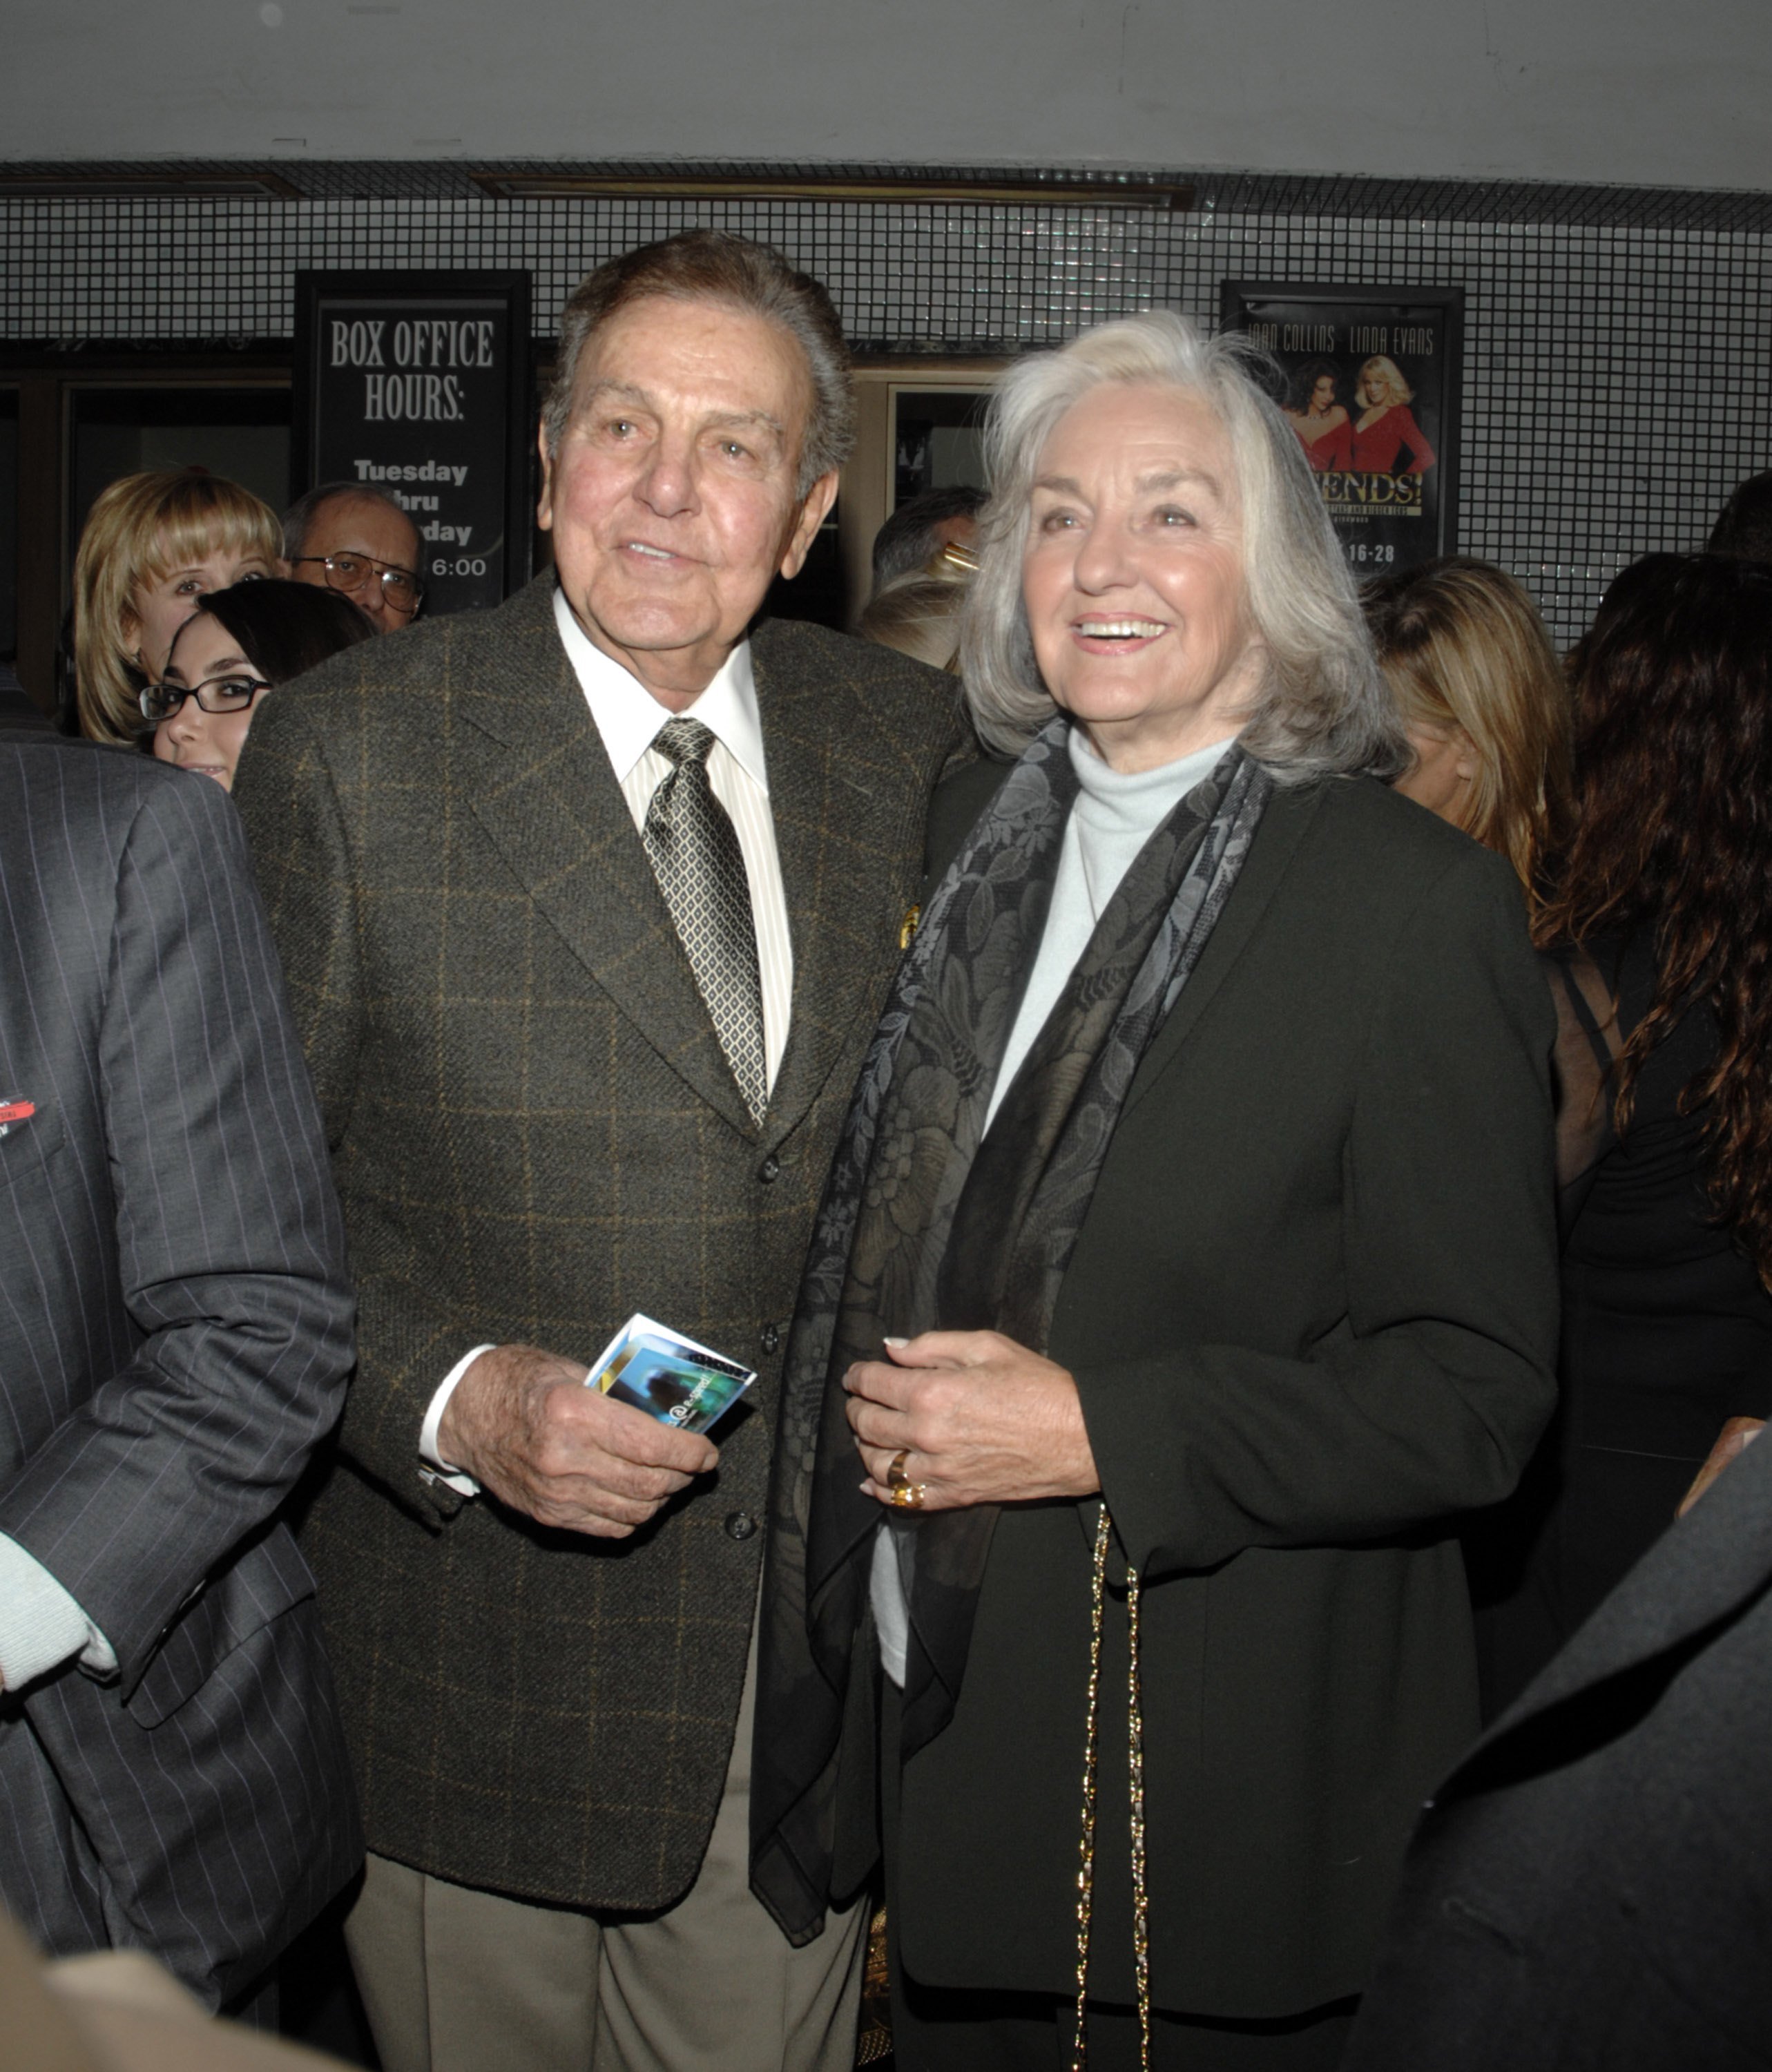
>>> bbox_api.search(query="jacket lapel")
[1450,1422,1772,1784]
[1120,779,1327,1119]
[459,584,757,1136]
[753,627,904,1152]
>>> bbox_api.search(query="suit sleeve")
[235,696,476,1522]
[232,688,364,1147]
[0,771,355,1682]
[1075,844,1560,1580]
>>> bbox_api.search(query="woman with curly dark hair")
[1474,553,1772,1714]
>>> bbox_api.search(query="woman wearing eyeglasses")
[73,468,285,745]
[145,578,374,789]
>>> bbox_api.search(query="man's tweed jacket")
[233,574,968,1912]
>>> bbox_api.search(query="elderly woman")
[752,314,1558,2071]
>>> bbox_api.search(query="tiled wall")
[6,186,1768,643]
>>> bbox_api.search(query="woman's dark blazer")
[891,763,1561,2021]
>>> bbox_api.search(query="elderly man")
[234,231,968,2072]
[284,481,425,631]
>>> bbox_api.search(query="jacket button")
[760,1323,781,1354]
[724,1510,758,1541]
[759,1154,781,1184]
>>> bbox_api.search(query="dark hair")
[1707,470,1772,563]
[1534,552,1772,1279]
[1286,358,1342,414]
[543,230,854,495]
[282,481,418,563]
[869,484,988,590]
[185,577,376,685]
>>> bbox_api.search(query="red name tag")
[0,1101,36,1126]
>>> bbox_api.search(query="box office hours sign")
[293,271,532,616]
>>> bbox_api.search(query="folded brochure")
[588,1313,755,1435]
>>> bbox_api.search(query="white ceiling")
[10,0,1771,192]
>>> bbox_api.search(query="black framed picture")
[1220,282,1463,579]
[292,269,532,615]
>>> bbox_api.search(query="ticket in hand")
[586,1314,755,1436]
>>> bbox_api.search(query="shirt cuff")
[0,1533,118,1690]
[418,1345,497,1497]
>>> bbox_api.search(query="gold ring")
[888,1481,927,1510]
[887,1449,912,1490]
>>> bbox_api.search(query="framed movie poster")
[1220,282,1463,579]
[292,270,532,615]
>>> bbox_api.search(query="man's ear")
[535,420,557,535]
[778,470,840,580]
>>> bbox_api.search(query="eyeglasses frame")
[139,674,274,725]
[293,552,425,615]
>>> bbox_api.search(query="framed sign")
[292,270,532,615]
[1220,282,1463,579]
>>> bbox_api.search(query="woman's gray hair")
[959,310,1407,781]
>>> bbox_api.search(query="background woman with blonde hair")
[856,537,977,672]
[1365,555,1572,892]
[72,467,282,744]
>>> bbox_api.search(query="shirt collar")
[552,584,768,794]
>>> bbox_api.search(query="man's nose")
[356,577,392,625]
[635,434,698,519]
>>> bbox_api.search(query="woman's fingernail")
[884,1335,909,1348]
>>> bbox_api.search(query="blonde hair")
[858,550,974,673]
[73,469,283,744]
[1365,556,1572,889]
[1356,355,1413,410]
[961,311,1406,780]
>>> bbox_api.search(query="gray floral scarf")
[751,713,1271,1945]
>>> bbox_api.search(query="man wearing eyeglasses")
[283,482,425,631]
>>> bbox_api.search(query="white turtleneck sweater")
[871,725,1239,1687]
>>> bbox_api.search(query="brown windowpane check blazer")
[233,574,970,1910]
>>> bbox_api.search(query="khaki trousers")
[345,1627,866,2072]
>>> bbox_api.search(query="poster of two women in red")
[1221,282,1463,579]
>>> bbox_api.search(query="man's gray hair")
[959,311,1407,781]
[282,481,417,564]
[543,231,855,499]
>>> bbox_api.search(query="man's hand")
[439,1343,718,1538]
[844,1330,1099,1513]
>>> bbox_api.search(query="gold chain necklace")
[1072,1505,1151,2070]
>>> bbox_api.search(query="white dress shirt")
[419,588,797,1491]
[872,726,1239,1685]
[0,1531,116,1690]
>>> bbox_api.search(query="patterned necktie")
[642,717,769,1122]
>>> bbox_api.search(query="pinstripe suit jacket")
[0,744,361,2008]
[233,575,968,1911]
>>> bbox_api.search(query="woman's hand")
[844,1331,1100,1512]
